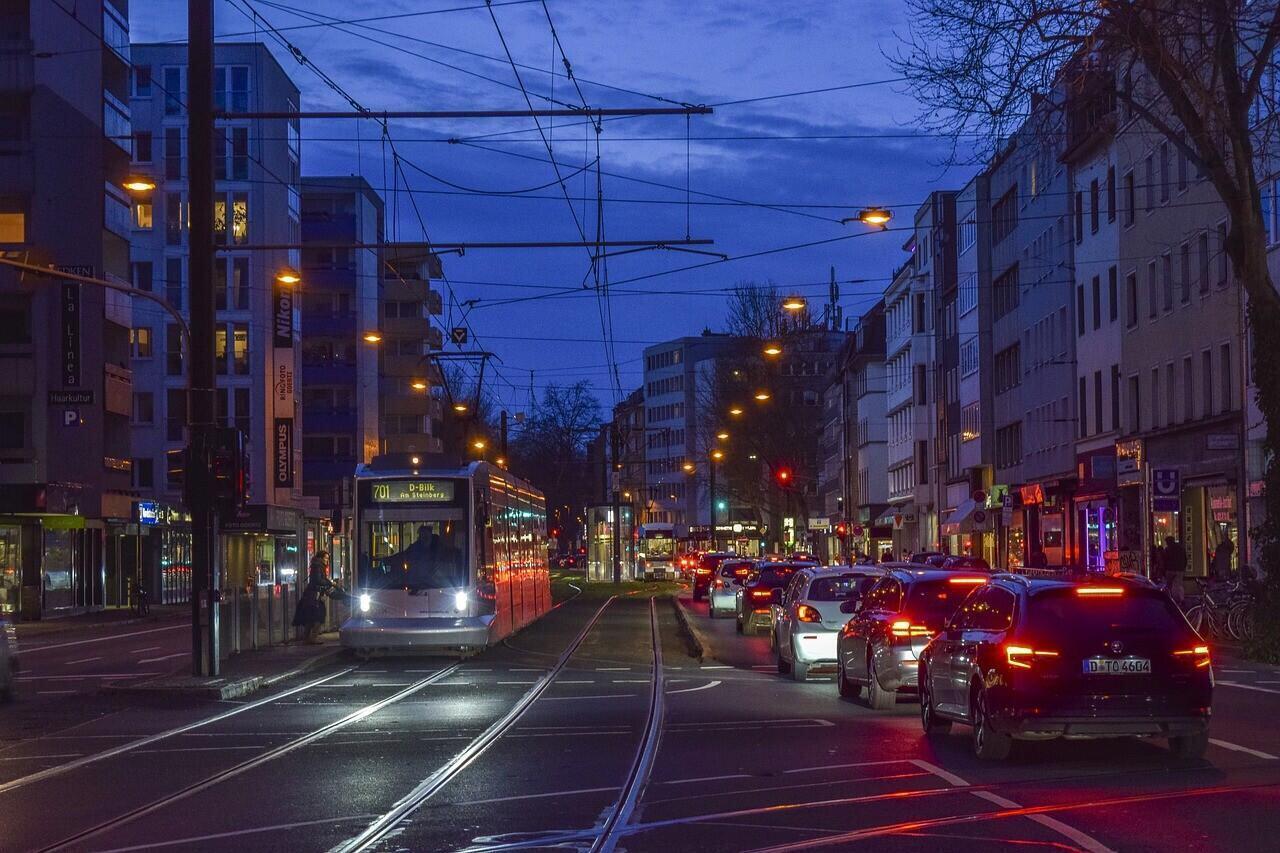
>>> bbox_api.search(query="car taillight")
[947,576,986,585]
[796,604,821,623]
[889,619,931,639]
[752,589,772,598]
[1173,645,1212,668]
[696,568,711,575]
[1005,644,1059,669]
[1076,586,1125,596]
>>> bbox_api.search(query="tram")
[340,454,551,653]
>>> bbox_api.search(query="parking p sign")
[1152,467,1181,512]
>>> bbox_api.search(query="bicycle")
[1183,577,1253,641]
[129,578,151,617]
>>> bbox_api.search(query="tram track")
[34,662,464,853]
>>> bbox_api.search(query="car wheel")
[735,615,744,634]
[972,686,1012,761]
[1169,731,1209,760]
[708,604,717,620]
[867,653,896,711]
[791,660,809,682]
[838,661,861,699]
[776,652,791,674]
[920,672,951,734]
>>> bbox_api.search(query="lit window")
[133,202,153,231]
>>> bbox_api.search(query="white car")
[708,559,753,618]
[773,566,883,681]
[0,618,16,701]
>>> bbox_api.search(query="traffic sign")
[450,327,468,345]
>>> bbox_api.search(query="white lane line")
[701,665,732,670]
[541,694,635,700]
[751,665,775,670]
[17,673,158,681]
[1218,669,1252,674]
[1209,738,1280,760]
[783,759,909,775]
[38,690,77,695]
[667,680,721,695]
[555,680,595,684]
[19,623,186,654]
[910,759,1114,853]
[0,752,85,762]
[660,772,756,785]
[1218,680,1280,695]
[130,646,162,654]
[138,652,188,664]
[64,657,102,666]
[0,667,354,795]
[1259,681,1280,685]
[495,681,538,685]
[369,683,414,688]
[510,668,545,672]
[93,814,379,853]
[597,667,631,671]
[613,679,651,683]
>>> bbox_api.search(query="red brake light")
[1076,586,1125,596]
[948,576,986,585]
[752,589,772,598]
[734,567,749,576]
[1174,645,1212,667]
[889,619,931,638]
[1005,644,1059,669]
[796,604,821,623]
[696,568,711,575]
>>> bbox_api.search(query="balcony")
[300,362,356,385]
[301,212,357,244]
[102,2,129,67]
[103,89,131,156]
[104,184,132,241]
[104,364,132,416]
[300,312,356,337]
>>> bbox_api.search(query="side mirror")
[770,587,783,605]
[839,598,860,614]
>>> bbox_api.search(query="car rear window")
[699,554,727,570]
[905,580,981,620]
[807,575,875,601]
[1028,589,1184,634]
[720,562,750,578]
[756,568,798,588]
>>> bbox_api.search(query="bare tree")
[510,381,602,526]
[725,281,785,339]
[893,0,1280,655]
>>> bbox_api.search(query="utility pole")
[611,423,622,584]
[709,458,717,551]
[188,0,219,676]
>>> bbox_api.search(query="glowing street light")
[716,430,729,440]
[122,176,156,193]
[274,267,302,286]
[496,457,507,467]
[410,379,428,391]
[711,449,725,460]
[453,402,469,413]
[363,332,382,343]
[754,390,771,401]
[472,438,487,450]
[762,342,783,357]
[728,406,744,416]
[844,206,893,228]
[682,461,696,473]
[781,295,807,312]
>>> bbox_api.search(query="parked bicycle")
[129,577,151,617]
[1182,576,1254,642]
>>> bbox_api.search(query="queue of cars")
[700,555,1214,762]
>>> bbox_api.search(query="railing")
[217,582,351,660]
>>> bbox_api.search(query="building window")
[994,264,1019,318]
[166,257,183,310]
[1144,154,1155,211]
[235,387,250,436]
[1125,271,1138,328]
[958,210,977,253]
[1093,370,1104,435]
[215,65,250,113]
[957,273,977,315]
[1076,284,1086,336]
[164,127,182,180]
[995,422,1022,469]
[1161,252,1173,311]
[1078,377,1088,438]
[133,458,154,489]
[1159,141,1170,202]
[1216,222,1230,286]
[1166,363,1176,425]
[1091,275,1101,330]
[1179,242,1191,304]
[1221,343,1233,411]
[133,392,154,424]
[133,199,153,231]
[233,323,249,374]
[992,186,1018,244]
[165,192,183,245]
[1147,260,1158,318]
[163,66,183,115]
[960,338,980,377]
[132,64,152,97]
[132,261,153,293]
[1183,356,1194,422]
[1107,266,1118,322]
[216,126,249,181]
[1074,190,1084,243]
[166,388,186,442]
[133,130,153,163]
[214,191,248,245]
[1198,231,1211,294]
[1129,374,1141,434]
[1150,367,1161,429]
[995,343,1020,394]
[1089,178,1100,233]
[1106,165,1116,222]
[131,326,152,359]
[1123,170,1135,225]
[166,324,183,377]
[1111,365,1122,431]
[961,402,980,442]
[1202,349,1214,417]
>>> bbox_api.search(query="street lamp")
[711,449,725,460]
[410,379,427,391]
[781,295,807,312]
[363,332,382,343]
[843,206,893,228]
[716,430,729,441]
[728,406,744,416]
[453,402,469,413]
[122,176,156,193]
[682,461,695,473]
[754,390,771,401]
[762,342,783,357]
[472,438,487,450]
[274,267,302,286]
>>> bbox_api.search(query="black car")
[735,562,806,635]
[692,552,731,601]
[918,574,1213,761]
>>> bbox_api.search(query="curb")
[104,645,345,701]
[671,596,707,662]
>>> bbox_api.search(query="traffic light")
[835,522,848,537]
[210,427,250,516]
[775,467,792,487]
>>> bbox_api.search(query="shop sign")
[1019,484,1044,505]
[688,525,710,538]
[852,524,864,537]
[272,276,296,490]
[1207,433,1240,451]
[1151,468,1181,512]
[1116,439,1144,474]
[714,521,761,535]
[61,280,81,387]
[138,501,160,525]
[48,390,94,405]
[808,517,830,531]
[1210,491,1236,522]
[987,484,1010,509]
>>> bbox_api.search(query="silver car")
[772,567,882,681]
[708,559,753,618]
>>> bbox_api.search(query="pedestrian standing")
[1210,538,1234,581]
[293,551,337,644]
[1163,536,1188,605]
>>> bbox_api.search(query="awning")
[941,499,991,536]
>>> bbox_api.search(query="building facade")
[0,0,134,618]
[129,41,304,595]
[843,303,890,560]
[378,252,443,457]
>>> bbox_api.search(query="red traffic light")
[776,468,792,485]
[835,523,848,537]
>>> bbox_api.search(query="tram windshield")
[361,518,468,591]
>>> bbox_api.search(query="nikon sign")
[271,277,295,489]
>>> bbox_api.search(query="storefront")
[135,501,192,604]
[1071,448,1118,573]
[878,503,919,559]
[714,520,764,556]
[221,504,304,590]
[940,499,994,559]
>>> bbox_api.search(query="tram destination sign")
[370,479,456,503]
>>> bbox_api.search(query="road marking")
[19,623,186,654]
[597,667,631,671]
[138,652,188,664]
[369,683,414,688]
[1210,738,1279,760]
[496,681,538,685]
[910,759,1114,853]
[752,664,775,670]
[540,693,636,700]
[510,668,544,672]
[1218,680,1280,695]
[92,814,379,852]
[613,679,651,683]
[700,664,732,670]
[1259,680,1280,685]
[660,772,756,785]
[667,680,721,694]
[783,759,909,775]
[17,673,158,681]
[37,690,77,695]
[555,680,595,684]
[130,646,162,654]
[64,657,101,666]
[466,785,618,806]
[0,667,355,795]
[0,752,85,762]
[1218,669,1252,674]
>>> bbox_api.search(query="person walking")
[294,551,338,644]
[1163,536,1188,605]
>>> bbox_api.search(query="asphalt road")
[3,592,1280,851]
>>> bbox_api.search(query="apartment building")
[379,251,443,456]
[129,41,304,593]
[298,177,383,514]
[843,303,890,560]
[0,0,134,617]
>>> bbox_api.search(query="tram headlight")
[359,593,371,613]
[454,590,468,612]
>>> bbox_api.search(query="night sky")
[133,0,977,413]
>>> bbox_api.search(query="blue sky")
[133,0,976,414]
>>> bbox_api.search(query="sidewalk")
[106,630,346,700]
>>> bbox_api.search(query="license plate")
[1084,658,1151,675]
